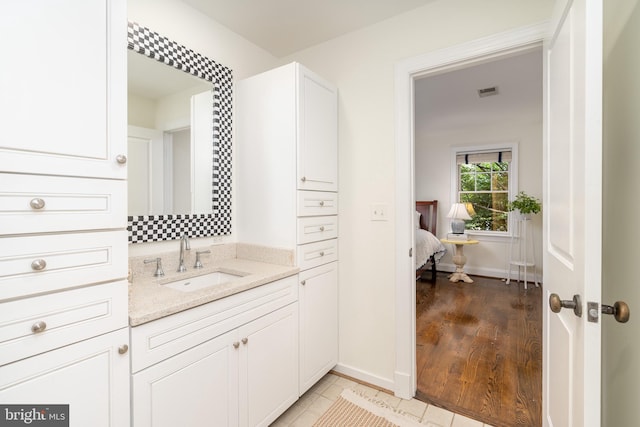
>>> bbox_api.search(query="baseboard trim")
[332,363,395,394]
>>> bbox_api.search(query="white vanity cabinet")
[237,62,339,396]
[0,328,130,427]
[0,0,127,180]
[131,276,299,427]
[0,1,129,426]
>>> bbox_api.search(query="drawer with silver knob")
[0,173,126,235]
[0,281,128,366]
[297,191,337,217]
[297,216,338,245]
[0,230,127,300]
[297,239,338,271]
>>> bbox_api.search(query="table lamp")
[447,203,472,234]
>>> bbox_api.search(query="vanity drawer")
[297,216,338,245]
[0,280,128,365]
[0,230,128,300]
[0,173,126,235]
[297,239,338,271]
[297,191,337,217]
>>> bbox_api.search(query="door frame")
[393,21,549,399]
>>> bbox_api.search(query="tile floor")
[270,373,496,427]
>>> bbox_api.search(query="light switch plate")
[371,203,388,221]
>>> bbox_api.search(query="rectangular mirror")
[127,50,213,216]
[126,22,233,244]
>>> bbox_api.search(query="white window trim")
[450,142,519,239]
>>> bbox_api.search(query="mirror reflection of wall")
[127,50,213,216]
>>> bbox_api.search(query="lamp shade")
[447,203,472,234]
[447,203,472,220]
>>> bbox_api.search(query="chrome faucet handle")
[194,250,212,269]
[144,257,164,277]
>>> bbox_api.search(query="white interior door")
[543,0,603,425]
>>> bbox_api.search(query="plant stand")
[506,216,539,289]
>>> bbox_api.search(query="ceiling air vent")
[478,86,499,98]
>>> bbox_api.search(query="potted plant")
[507,191,541,219]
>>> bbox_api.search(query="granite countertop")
[128,244,298,326]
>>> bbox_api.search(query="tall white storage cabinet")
[237,62,339,395]
[0,2,130,426]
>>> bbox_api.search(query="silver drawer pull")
[29,198,46,210]
[118,344,129,355]
[31,321,47,333]
[319,226,325,232]
[319,201,325,206]
[31,259,47,271]
[116,154,128,164]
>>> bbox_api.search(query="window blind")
[456,150,512,165]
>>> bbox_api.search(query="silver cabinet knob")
[31,259,47,271]
[319,251,325,257]
[319,226,325,232]
[118,344,129,355]
[31,321,47,333]
[241,337,248,345]
[233,342,240,349]
[301,280,306,286]
[301,176,307,182]
[29,198,45,210]
[116,154,127,164]
[319,201,325,206]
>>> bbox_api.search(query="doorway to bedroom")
[412,49,543,426]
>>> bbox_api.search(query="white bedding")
[415,228,446,270]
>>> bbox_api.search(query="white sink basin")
[163,271,243,292]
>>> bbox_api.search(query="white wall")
[127,0,279,257]
[280,0,553,388]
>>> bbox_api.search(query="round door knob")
[549,293,582,317]
[31,259,47,271]
[241,337,248,345]
[31,321,47,333]
[118,344,129,355]
[116,154,127,164]
[233,342,240,349]
[602,301,630,323]
[29,198,46,210]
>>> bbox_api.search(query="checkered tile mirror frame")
[126,22,233,243]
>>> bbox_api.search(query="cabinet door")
[297,66,338,192]
[0,328,130,427]
[299,263,338,394]
[132,331,239,427]
[239,303,299,427]
[0,0,127,180]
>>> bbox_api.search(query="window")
[452,144,517,234]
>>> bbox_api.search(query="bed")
[415,200,446,281]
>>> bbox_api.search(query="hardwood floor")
[416,272,542,427]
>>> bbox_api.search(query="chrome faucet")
[177,234,190,272]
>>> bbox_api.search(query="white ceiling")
[414,50,543,135]
[180,0,437,57]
